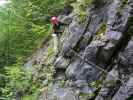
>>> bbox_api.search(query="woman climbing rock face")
[50,16,66,54]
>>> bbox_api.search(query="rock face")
[26,0,133,99]
[52,0,133,99]
[41,88,79,100]
[111,38,133,100]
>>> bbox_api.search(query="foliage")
[1,43,56,99]
[0,0,66,69]
[1,64,40,99]
[71,0,93,24]
[2,58,55,99]
[0,0,67,99]
[92,0,104,8]
[121,0,128,8]
[46,47,55,63]
[96,23,106,38]
[79,92,90,100]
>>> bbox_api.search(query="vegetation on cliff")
[0,0,66,99]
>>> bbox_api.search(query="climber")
[50,16,66,54]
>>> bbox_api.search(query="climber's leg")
[52,33,59,54]
[57,34,61,53]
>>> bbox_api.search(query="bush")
[71,0,93,24]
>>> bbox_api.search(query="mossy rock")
[96,23,106,38]
[71,0,94,24]
[127,16,133,36]
[121,0,128,8]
